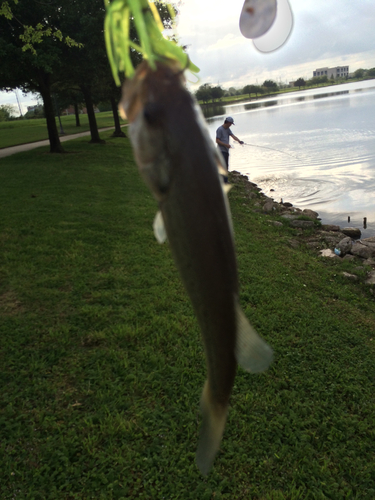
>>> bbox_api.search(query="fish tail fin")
[196,380,228,476]
[235,304,273,373]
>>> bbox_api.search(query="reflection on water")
[244,102,262,111]
[201,104,226,119]
[264,100,278,107]
[206,80,375,237]
[313,90,349,100]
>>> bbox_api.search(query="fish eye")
[143,102,163,126]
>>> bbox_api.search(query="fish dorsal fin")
[153,210,167,243]
[235,304,273,373]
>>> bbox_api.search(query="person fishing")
[216,117,244,181]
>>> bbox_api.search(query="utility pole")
[14,89,23,117]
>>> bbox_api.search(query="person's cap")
[225,116,235,124]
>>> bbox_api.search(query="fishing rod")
[242,142,299,160]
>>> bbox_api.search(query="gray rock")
[281,213,298,220]
[343,254,356,261]
[362,241,375,251]
[290,220,315,228]
[342,227,361,238]
[321,224,341,232]
[288,239,300,249]
[283,202,293,208]
[342,272,358,281]
[263,201,275,213]
[365,271,375,285]
[269,221,283,227]
[302,209,319,219]
[363,236,375,243]
[336,237,352,256]
[351,242,375,259]
[306,241,322,249]
[324,237,343,246]
[364,258,375,266]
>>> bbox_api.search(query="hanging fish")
[119,59,273,475]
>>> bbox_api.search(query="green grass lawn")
[0,111,126,149]
[0,134,374,499]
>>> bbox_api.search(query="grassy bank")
[0,111,125,149]
[1,134,374,499]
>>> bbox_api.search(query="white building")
[313,66,349,79]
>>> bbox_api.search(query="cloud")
[203,34,244,53]
[179,0,375,91]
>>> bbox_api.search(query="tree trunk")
[39,76,64,153]
[110,96,126,138]
[74,100,80,127]
[81,85,104,144]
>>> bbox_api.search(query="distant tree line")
[195,79,282,103]
[195,66,375,105]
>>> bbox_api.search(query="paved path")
[0,127,119,159]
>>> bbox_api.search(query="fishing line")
[242,142,299,160]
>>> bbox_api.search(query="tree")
[294,78,306,90]
[24,105,44,119]
[0,103,16,120]
[195,84,212,104]
[1,0,81,54]
[354,68,365,79]
[367,68,375,77]
[242,84,263,99]
[242,84,253,98]
[210,85,224,102]
[54,88,84,127]
[262,79,278,92]
[0,1,71,152]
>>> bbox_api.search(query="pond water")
[205,80,375,238]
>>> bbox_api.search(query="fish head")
[119,61,185,202]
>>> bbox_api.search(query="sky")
[1,0,374,114]
[175,0,375,90]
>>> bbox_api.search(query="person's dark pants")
[221,151,229,184]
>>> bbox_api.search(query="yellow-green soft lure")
[104,0,199,84]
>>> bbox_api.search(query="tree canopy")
[294,78,306,89]
[242,84,263,98]
[0,103,16,120]
[262,79,278,91]
[195,84,224,104]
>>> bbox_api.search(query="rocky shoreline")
[229,171,375,286]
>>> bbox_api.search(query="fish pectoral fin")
[215,149,228,177]
[222,183,232,195]
[235,304,273,373]
[153,210,167,243]
[196,380,228,476]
